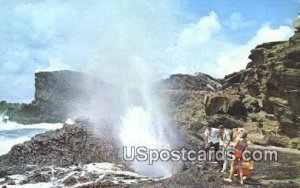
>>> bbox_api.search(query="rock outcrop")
[159,72,222,91]
[0,119,122,176]
[6,70,112,124]
[165,30,300,149]
[217,30,300,148]
[204,93,247,116]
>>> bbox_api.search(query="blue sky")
[183,0,299,25]
[182,0,299,42]
[0,0,299,102]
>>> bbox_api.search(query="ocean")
[0,118,63,156]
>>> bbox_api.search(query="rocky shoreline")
[0,119,300,187]
[0,162,155,187]
[0,17,300,188]
[0,119,122,177]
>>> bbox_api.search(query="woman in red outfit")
[224,131,248,185]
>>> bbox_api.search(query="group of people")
[204,124,249,185]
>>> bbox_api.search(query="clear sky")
[0,0,299,102]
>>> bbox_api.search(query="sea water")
[0,118,63,155]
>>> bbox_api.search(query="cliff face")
[7,70,112,124]
[34,70,87,106]
[218,31,300,148]
[164,30,300,149]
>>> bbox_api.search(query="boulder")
[204,94,247,116]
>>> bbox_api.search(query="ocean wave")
[0,135,33,155]
[0,121,63,132]
[0,121,63,156]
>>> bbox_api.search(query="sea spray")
[70,52,182,177]
[118,57,181,177]
[63,56,183,177]
[120,105,176,177]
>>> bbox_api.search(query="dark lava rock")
[0,119,122,176]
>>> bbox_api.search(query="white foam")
[0,136,32,155]
[3,162,154,187]
[8,174,27,185]
[0,121,63,155]
[82,163,147,178]
[0,121,63,132]
[65,118,74,125]
[6,182,53,188]
[0,178,5,183]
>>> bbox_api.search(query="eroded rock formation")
[6,71,113,124]
[163,30,300,149]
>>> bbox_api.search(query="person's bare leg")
[224,160,235,182]
[238,161,244,184]
[229,160,235,180]
[221,156,227,172]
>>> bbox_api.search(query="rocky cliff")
[181,30,300,149]
[221,30,300,148]
[6,70,112,124]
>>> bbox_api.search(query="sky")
[0,0,299,102]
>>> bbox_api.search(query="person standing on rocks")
[204,124,219,161]
[218,125,231,172]
[224,131,248,185]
